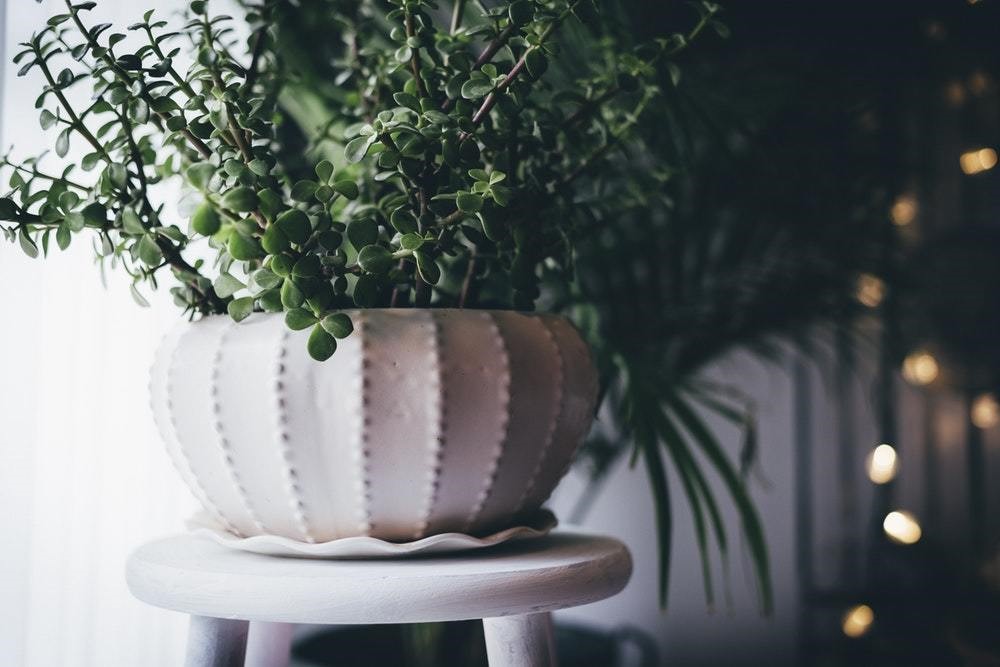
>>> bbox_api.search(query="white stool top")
[126,532,631,625]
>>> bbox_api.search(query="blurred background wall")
[2,2,1000,666]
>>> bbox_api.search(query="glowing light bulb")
[890,194,918,226]
[883,510,922,545]
[971,393,1000,429]
[960,148,998,175]
[866,444,899,484]
[842,604,874,638]
[855,273,886,308]
[902,351,939,386]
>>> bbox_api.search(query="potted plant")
[4,0,781,605]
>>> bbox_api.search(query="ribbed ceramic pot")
[149,309,598,543]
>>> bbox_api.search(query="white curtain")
[0,2,196,665]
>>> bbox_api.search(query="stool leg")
[483,612,556,667]
[184,616,249,667]
[245,622,294,667]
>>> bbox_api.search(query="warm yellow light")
[902,351,939,386]
[960,148,998,175]
[969,70,991,95]
[866,444,899,484]
[842,604,875,638]
[855,273,886,308]
[890,194,918,226]
[883,510,922,545]
[971,393,1000,429]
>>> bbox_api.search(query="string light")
[883,510,922,545]
[960,148,998,175]
[971,393,1000,429]
[842,604,875,638]
[855,273,886,308]
[944,81,967,107]
[866,444,899,484]
[902,351,939,386]
[890,194,918,226]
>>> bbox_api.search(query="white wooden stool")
[126,532,631,667]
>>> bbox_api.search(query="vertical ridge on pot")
[153,325,238,536]
[520,315,600,509]
[273,326,314,543]
[412,310,445,540]
[424,311,513,536]
[463,311,513,533]
[363,310,441,541]
[514,315,565,516]
[353,311,373,536]
[210,319,268,535]
[473,313,563,532]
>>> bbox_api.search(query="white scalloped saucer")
[186,510,557,558]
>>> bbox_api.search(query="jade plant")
[3,0,789,609]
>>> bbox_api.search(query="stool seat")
[126,532,631,667]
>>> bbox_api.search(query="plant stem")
[450,0,467,34]
[404,11,429,99]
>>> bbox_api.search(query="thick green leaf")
[227,296,254,322]
[213,272,245,298]
[285,307,317,331]
[307,324,337,361]
[321,312,353,338]
[357,244,393,274]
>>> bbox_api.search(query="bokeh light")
[866,444,899,484]
[883,511,922,545]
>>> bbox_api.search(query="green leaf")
[39,109,57,130]
[261,223,290,254]
[307,324,337,361]
[461,75,494,99]
[292,255,321,278]
[290,180,318,202]
[332,180,360,200]
[107,163,128,189]
[668,393,772,614]
[185,163,215,190]
[285,308,317,331]
[191,202,221,236]
[54,222,71,250]
[399,233,424,251]
[137,234,163,266]
[213,272,245,298]
[352,274,379,307]
[55,128,71,158]
[121,208,145,235]
[456,192,483,213]
[389,209,418,235]
[274,209,312,244]
[346,219,378,249]
[130,283,150,307]
[525,49,549,79]
[357,244,394,274]
[247,159,270,177]
[315,160,334,183]
[414,250,440,284]
[228,232,264,261]
[221,186,258,213]
[508,0,534,25]
[251,268,282,290]
[321,312,354,338]
[18,229,38,258]
[345,135,376,163]
[227,296,254,322]
[393,92,420,112]
[280,277,305,308]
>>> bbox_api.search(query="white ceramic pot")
[149,309,598,543]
